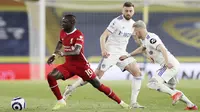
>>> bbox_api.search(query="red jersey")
[60,28,89,67]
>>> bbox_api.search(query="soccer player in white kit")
[120,20,198,110]
[63,2,144,108]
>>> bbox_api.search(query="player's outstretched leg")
[147,75,182,105]
[174,89,198,110]
[63,69,104,100]
[88,78,130,109]
[47,69,66,110]
[63,78,87,100]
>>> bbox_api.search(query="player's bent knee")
[88,78,101,88]
[147,78,161,91]
[48,68,64,80]
[134,71,142,77]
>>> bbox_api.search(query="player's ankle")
[187,103,195,107]
[58,98,65,103]
[119,100,124,104]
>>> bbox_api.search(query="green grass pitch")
[0,80,199,112]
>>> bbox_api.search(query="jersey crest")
[70,38,73,44]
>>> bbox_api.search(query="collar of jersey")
[146,33,150,39]
[66,28,77,35]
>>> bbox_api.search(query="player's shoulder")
[148,32,159,38]
[74,29,84,37]
[147,32,160,44]
[60,29,65,34]
[111,15,123,23]
[60,29,66,38]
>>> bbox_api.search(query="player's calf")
[47,69,64,101]
[88,78,130,108]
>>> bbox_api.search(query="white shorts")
[157,62,180,83]
[97,54,136,72]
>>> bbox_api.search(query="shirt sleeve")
[75,35,84,47]
[149,36,162,50]
[107,19,118,33]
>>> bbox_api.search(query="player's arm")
[54,40,63,54]
[61,44,82,56]
[47,40,62,65]
[157,44,168,64]
[119,46,145,61]
[157,44,173,68]
[100,29,111,57]
[101,19,117,58]
[129,46,145,56]
[132,35,154,62]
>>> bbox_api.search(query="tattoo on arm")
[63,44,82,56]
[54,41,62,54]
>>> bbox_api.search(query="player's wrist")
[52,53,56,56]
[126,53,132,57]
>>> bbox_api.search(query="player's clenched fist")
[101,50,110,58]
[47,54,56,65]
[119,55,128,61]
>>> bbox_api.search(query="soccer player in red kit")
[46,14,130,110]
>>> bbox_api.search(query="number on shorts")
[85,69,93,78]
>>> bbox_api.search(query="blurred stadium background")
[0,0,200,112]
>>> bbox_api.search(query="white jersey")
[106,15,135,54]
[142,32,179,67]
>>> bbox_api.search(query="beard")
[123,14,132,20]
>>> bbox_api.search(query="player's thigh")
[77,66,97,81]
[96,56,118,72]
[56,64,74,80]
[117,57,139,73]
[159,67,179,83]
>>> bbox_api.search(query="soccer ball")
[11,97,26,110]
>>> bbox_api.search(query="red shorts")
[56,64,96,81]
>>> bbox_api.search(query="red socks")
[47,75,62,100]
[47,75,121,104]
[98,84,121,104]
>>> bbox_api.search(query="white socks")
[158,83,176,95]
[58,98,65,103]
[131,76,142,104]
[174,89,194,107]
[71,78,85,89]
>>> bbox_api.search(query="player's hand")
[57,51,64,57]
[149,57,154,63]
[119,55,128,61]
[165,63,173,69]
[147,56,154,63]
[101,50,110,58]
[47,54,56,65]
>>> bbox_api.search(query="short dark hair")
[63,14,76,24]
[64,14,76,19]
[123,2,134,7]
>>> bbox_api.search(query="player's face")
[61,17,73,30]
[134,28,142,39]
[122,7,134,20]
